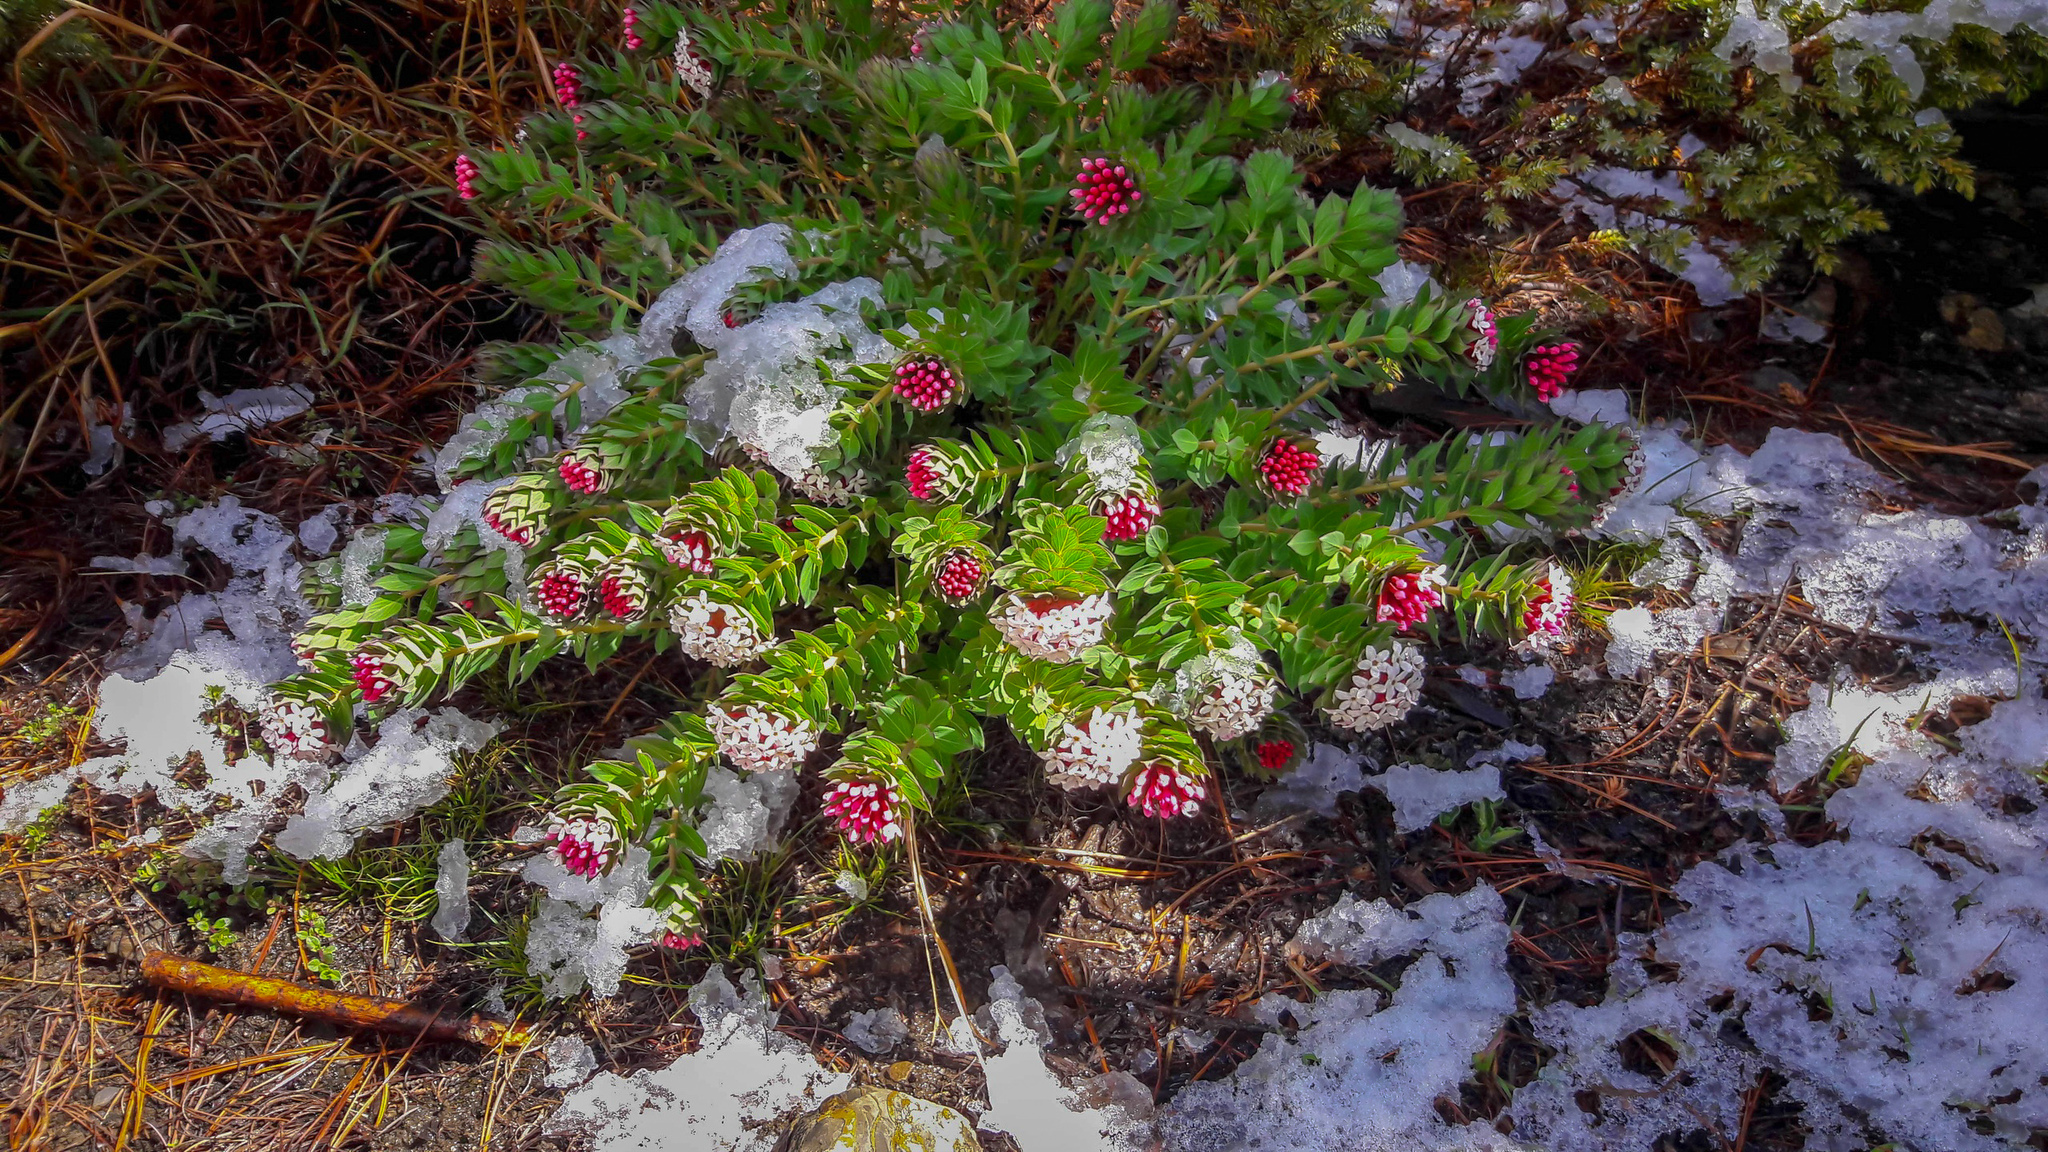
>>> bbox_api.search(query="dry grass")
[0,0,618,494]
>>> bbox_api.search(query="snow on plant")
[272,0,1636,950]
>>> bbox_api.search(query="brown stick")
[141,951,533,1049]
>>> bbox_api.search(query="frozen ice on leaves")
[1055,412,1145,494]
[636,225,898,477]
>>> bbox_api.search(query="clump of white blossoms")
[1327,642,1427,733]
[1177,638,1278,740]
[1518,562,1578,656]
[1040,705,1145,791]
[709,704,819,774]
[261,698,332,761]
[787,466,871,507]
[668,593,770,666]
[993,592,1114,663]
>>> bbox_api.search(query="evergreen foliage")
[1190,0,2048,288]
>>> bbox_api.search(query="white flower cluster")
[993,592,1114,663]
[1464,300,1498,369]
[1188,671,1278,740]
[1040,706,1145,791]
[1176,636,1278,740]
[1520,562,1578,656]
[261,698,331,761]
[709,704,819,774]
[787,467,871,507]
[1327,642,1426,733]
[671,29,713,98]
[1590,442,1650,532]
[668,593,770,667]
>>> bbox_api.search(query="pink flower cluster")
[1070,158,1141,226]
[906,446,944,500]
[1525,342,1579,401]
[621,7,643,50]
[481,508,535,546]
[1099,490,1159,542]
[536,568,587,618]
[1559,464,1579,496]
[545,814,617,879]
[558,453,608,495]
[658,927,702,950]
[351,652,395,704]
[1259,439,1321,497]
[893,358,959,412]
[935,551,984,601]
[1127,761,1204,820]
[1255,739,1295,773]
[822,776,903,844]
[553,62,588,140]
[1376,570,1444,630]
[454,153,480,200]
[599,571,644,619]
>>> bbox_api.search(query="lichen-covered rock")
[784,1086,979,1152]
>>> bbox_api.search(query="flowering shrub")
[272,0,1635,946]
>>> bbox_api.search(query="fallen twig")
[140,951,532,1048]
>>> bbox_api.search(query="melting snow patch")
[1364,762,1506,832]
[1500,662,1554,699]
[842,1007,908,1054]
[161,385,315,451]
[695,766,800,866]
[1511,693,2048,1151]
[274,708,500,863]
[1162,886,1517,1151]
[519,846,664,999]
[549,967,851,1151]
[431,838,472,941]
[543,1036,598,1089]
[1251,743,1367,821]
[979,965,1152,1151]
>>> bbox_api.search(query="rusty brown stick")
[141,952,533,1049]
